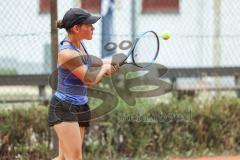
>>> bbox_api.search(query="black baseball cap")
[62,8,101,29]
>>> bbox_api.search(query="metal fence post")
[38,85,46,103]
[235,76,240,98]
[50,0,58,158]
[131,0,136,41]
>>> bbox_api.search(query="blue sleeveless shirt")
[54,39,92,105]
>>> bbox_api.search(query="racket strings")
[132,32,159,67]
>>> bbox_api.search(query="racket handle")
[119,61,126,66]
[111,53,128,66]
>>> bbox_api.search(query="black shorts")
[48,95,91,127]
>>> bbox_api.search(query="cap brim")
[83,16,101,24]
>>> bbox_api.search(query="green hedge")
[0,96,240,159]
[85,97,240,159]
[0,106,51,160]
[0,68,17,75]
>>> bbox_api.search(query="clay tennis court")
[174,155,240,160]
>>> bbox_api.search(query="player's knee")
[67,148,82,160]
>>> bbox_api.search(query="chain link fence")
[0,0,240,102]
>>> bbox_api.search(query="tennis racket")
[119,30,160,68]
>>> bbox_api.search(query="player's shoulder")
[58,49,80,59]
[58,49,83,65]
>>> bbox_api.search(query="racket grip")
[119,61,125,66]
[111,53,128,66]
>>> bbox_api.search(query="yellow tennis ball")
[161,32,171,40]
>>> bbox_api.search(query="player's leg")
[58,140,65,160]
[79,127,85,159]
[54,122,84,160]
[52,139,66,160]
[80,127,85,143]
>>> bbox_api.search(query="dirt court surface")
[174,156,240,160]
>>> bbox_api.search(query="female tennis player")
[48,8,119,160]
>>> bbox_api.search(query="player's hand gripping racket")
[119,30,160,68]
